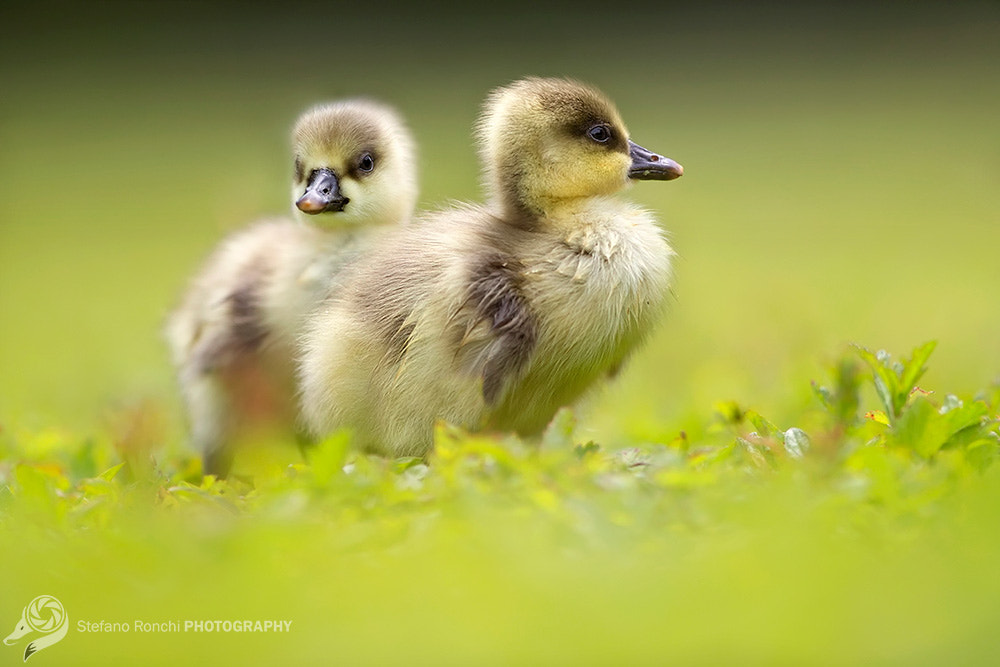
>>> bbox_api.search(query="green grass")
[2,3,999,664]
[1,343,998,664]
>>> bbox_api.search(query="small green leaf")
[79,477,118,497]
[965,435,999,472]
[891,394,983,458]
[812,382,833,409]
[941,401,990,448]
[392,457,425,474]
[99,462,126,482]
[855,345,900,418]
[893,397,941,457]
[866,410,890,426]
[737,437,775,470]
[746,410,779,439]
[899,340,937,400]
[167,483,241,513]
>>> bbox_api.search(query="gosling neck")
[524,192,626,236]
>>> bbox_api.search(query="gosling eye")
[358,153,375,174]
[587,124,612,144]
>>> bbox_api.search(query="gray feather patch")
[467,254,537,405]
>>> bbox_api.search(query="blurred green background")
[1,2,999,664]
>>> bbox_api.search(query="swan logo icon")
[3,596,68,662]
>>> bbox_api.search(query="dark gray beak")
[296,168,349,213]
[628,140,683,181]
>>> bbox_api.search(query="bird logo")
[3,595,68,662]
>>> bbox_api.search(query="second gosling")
[299,77,682,456]
[166,100,417,475]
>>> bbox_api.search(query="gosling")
[166,100,417,475]
[299,77,682,457]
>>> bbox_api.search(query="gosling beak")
[628,140,683,181]
[296,168,349,214]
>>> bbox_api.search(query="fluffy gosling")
[166,100,417,475]
[299,77,682,457]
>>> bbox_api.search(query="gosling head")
[477,77,682,219]
[291,99,417,227]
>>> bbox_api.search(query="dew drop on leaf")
[940,394,963,415]
[783,427,811,459]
